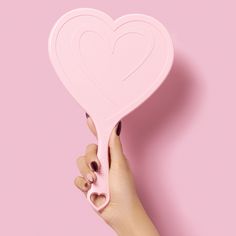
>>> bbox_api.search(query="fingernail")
[86,173,94,183]
[84,182,89,188]
[90,161,98,172]
[85,112,90,118]
[116,121,122,136]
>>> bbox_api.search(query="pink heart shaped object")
[48,8,174,211]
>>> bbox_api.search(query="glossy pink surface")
[0,1,236,236]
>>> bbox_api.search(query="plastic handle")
[87,126,111,212]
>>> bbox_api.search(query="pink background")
[0,0,235,235]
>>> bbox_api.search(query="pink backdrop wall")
[0,1,235,235]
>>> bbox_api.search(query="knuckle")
[74,176,81,187]
[74,176,89,192]
[86,143,98,152]
[76,156,85,166]
[86,151,97,162]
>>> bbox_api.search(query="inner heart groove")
[78,30,155,82]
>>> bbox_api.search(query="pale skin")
[74,115,160,236]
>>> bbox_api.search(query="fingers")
[85,112,123,158]
[85,113,123,154]
[109,121,124,158]
[74,176,91,192]
[75,143,101,188]
[85,112,125,170]
[76,155,97,183]
[85,144,101,172]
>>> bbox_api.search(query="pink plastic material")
[48,8,174,212]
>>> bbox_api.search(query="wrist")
[110,197,160,236]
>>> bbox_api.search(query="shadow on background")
[122,51,201,236]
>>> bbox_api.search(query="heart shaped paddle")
[48,8,174,212]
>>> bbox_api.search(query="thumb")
[108,121,125,168]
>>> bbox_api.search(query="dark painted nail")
[90,161,98,172]
[116,121,122,136]
[108,148,111,169]
[84,182,89,188]
[85,112,90,118]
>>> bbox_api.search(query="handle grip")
[87,127,111,212]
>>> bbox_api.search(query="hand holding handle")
[87,127,111,212]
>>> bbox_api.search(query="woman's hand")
[74,114,160,236]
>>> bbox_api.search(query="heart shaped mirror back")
[48,8,174,211]
[48,8,174,126]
